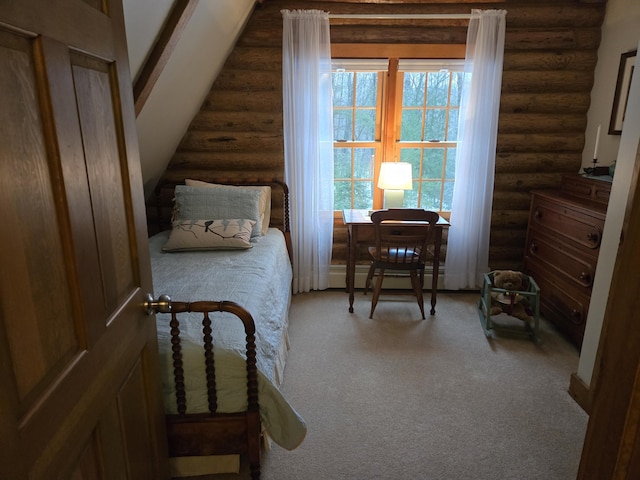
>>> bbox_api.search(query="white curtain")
[444,9,507,290]
[281,9,334,293]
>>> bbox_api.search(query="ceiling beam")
[133,0,199,116]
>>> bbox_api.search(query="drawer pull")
[530,242,538,253]
[586,232,600,243]
[534,210,542,219]
[570,309,583,324]
[579,272,592,284]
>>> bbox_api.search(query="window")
[332,59,387,210]
[332,56,465,214]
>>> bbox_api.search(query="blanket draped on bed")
[149,228,306,450]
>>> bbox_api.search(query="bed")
[148,178,304,479]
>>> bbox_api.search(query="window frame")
[395,60,465,214]
[332,68,386,210]
[331,44,466,220]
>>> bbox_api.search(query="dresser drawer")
[523,176,609,348]
[526,229,596,290]
[561,174,611,205]
[529,197,604,250]
[523,261,588,346]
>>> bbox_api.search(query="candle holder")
[583,163,609,176]
[592,125,601,171]
[584,124,603,176]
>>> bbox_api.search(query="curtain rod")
[328,14,473,20]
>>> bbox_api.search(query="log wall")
[147,0,606,271]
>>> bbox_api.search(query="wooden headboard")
[147,177,292,258]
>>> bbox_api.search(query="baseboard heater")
[328,265,444,290]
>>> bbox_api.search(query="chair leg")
[410,270,425,319]
[364,263,375,295]
[369,268,385,318]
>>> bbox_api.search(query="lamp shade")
[378,162,413,190]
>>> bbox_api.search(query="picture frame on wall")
[609,49,637,135]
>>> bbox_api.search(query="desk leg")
[430,227,443,315]
[346,225,356,313]
[345,228,351,292]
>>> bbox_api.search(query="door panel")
[71,49,135,315]
[0,29,79,408]
[39,36,107,345]
[0,1,169,478]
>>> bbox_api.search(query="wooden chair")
[364,209,440,319]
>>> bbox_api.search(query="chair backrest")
[370,209,440,266]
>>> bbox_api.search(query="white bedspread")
[149,228,305,450]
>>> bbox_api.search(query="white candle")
[593,124,601,160]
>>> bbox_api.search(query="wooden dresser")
[523,174,611,348]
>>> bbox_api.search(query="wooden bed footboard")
[159,300,262,480]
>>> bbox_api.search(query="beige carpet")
[220,290,588,480]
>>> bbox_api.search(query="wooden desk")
[342,209,450,315]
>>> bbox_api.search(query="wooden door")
[0,0,169,478]
[577,140,640,478]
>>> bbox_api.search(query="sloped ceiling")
[123,0,256,197]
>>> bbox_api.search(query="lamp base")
[383,189,404,208]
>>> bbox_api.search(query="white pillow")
[185,179,271,236]
[162,219,256,251]
[173,185,263,237]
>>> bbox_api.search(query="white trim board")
[328,264,445,290]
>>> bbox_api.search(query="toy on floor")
[489,270,532,321]
[477,270,541,343]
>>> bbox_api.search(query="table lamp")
[378,162,413,208]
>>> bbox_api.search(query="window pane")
[424,109,446,141]
[400,149,420,208]
[442,181,454,211]
[355,72,377,106]
[426,71,449,107]
[399,148,421,170]
[445,147,456,179]
[423,148,444,179]
[400,109,423,141]
[450,72,464,107]
[334,181,352,210]
[333,110,353,142]
[332,72,353,107]
[354,109,376,141]
[402,72,425,107]
[334,148,352,178]
[405,185,418,208]
[354,181,373,209]
[420,182,441,211]
[354,149,374,178]
[332,65,382,209]
[447,108,459,141]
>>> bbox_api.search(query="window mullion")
[445,74,453,141]
[351,73,357,144]
[422,77,428,142]
[376,58,399,209]
[382,58,399,164]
